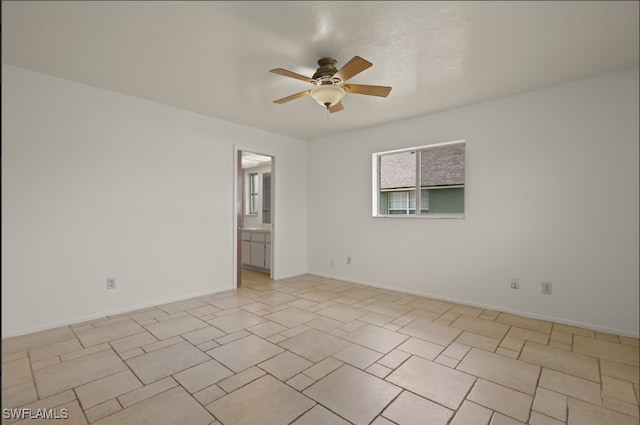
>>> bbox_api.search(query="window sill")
[373,214,465,219]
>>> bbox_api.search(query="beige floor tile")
[337,288,379,300]
[450,315,510,340]
[596,331,620,343]
[387,355,475,410]
[28,338,83,362]
[532,387,568,421]
[479,310,500,321]
[573,336,639,366]
[34,349,127,398]
[304,364,401,425]
[449,400,493,425]
[158,298,208,314]
[193,384,225,405]
[383,390,453,425]
[247,320,287,338]
[406,298,455,314]
[405,308,441,321]
[1,381,38,408]
[371,417,396,425]
[258,351,313,381]
[95,386,212,425]
[75,319,144,347]
[202,294,255,309]
[363,301,413,318]
[208,375,314,425]
[451,304,484,317]
[620,336,640,347]
[399,319,462,346]
[298,290,342,303]
[366,363,393,378]
[377,349,412,369]
[436,354,461,368]
[496,313,552,333]
[316,304,368,322]
[397,337,444,360]
[181,326,226,344]
[109,332,157,353]
[602,396,640,417]
[10,400,88,425]
[187,304,221,317]
[457,348,541,395]
[144,315,208,340]
[2,351,28,363]
[520,341,600,382]
[2,357,33,390]
[538,368,601,404]
[206,334,283,373]
[215,329,250,344]
[342,323,409,354]
[126,341,209,384]
[500,336,526,352]
[84,399,122,423]
[291,404,350,425]
[140,335,182,352]
[489,413,526,424]
[506,327,550,345]
[602,376,638,404]
[217,366,265,393]
[529,411,565,425]
[128,308,168,322]
[263,307,318,328]
[303,357,344,380]
[118,376,177,408]
[306,316,345,332]
[280,329,350,362]
[60,342,111,361]
[600,359,640,384]
[468,379,533,422]
[286,373,316,391]
[332,344,383,369]
[455,331,501,352]
[442,342,472,360]
[75,370,142,408]
[552,323,594,338]
[173,359,233,393]
[32,356,61,371]
[2,326,75,356]
[568,398,638,425]
[254,291,299,306]
[206,311,265,333]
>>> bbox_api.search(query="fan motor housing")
[312,58,339,81]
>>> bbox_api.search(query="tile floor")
[2,271,639,425]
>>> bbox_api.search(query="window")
[248,172,259,215]
[373,141,465,217]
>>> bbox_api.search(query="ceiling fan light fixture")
[310,84,345,108]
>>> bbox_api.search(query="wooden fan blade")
[270,68,314,83]
[273,90,311,104]
[333,56,372,82]
[344,84,392,97]
[329,101,344,113]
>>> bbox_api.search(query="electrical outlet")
[542,282,552,294]
[107,277,116,290]
[511,278,519,289]
[347,256,352,265]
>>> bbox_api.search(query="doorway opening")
[236,150,274,288]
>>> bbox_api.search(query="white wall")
[308,68,639,337]
[1,65,308,337]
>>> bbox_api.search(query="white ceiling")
[2,1,638,141]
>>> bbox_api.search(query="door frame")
[233,147,275,288]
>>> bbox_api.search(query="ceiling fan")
[270,56,392,113]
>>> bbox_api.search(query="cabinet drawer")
[251,233,266,242]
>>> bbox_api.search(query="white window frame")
[248,172,259,215]
[372,140,465,219]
